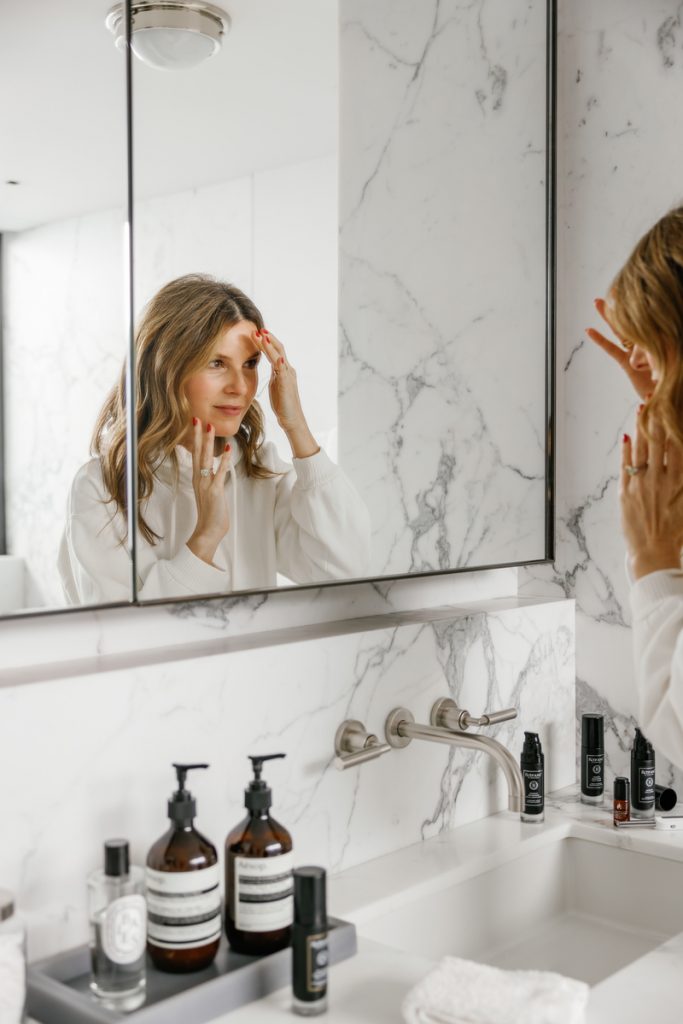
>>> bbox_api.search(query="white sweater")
[631,568,683,771]
[58,441,371,603]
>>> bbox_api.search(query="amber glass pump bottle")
[225,753,293,956]
[146,763,221,973]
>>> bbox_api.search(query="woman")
[58,274,370,602]
[587,206,683,770]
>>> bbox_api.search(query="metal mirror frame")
[3,0,555,620]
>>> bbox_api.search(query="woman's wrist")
[187,530,221,566]
[630,543,682,580]
[285,420,320,459]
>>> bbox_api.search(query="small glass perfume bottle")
[88,839,146,1012]
[613,776,630,824]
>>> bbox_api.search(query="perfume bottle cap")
[245,753,285,811]
[581,714,604,750]
[614,776,629,801]
[294,866,327,929]
[168,762,208,825]
[104,839,130,877]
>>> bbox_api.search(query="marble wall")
[338,0,549,575]
[0,594,574,962]
[521,1,683,789]
[1,155,337,608]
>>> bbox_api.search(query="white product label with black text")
[102,895,146,965]
[146,864,221,950]
[234,852,293,932]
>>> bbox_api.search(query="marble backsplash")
[0,595,574,962]
[521,1,683,791]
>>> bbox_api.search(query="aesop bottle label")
[146,863,221,950]
[234,852,293,932]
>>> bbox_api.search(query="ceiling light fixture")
[106,1,231,71]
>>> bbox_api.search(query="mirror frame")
[3,0,556,620]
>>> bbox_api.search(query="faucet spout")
[385,709,523,814]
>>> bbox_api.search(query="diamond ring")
[199,468,213,478]
[625,463,648,476]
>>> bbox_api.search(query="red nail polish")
[265,336,271,344]
[623,434,630,443]
[638,404,644,414]
[192,417,198,426]
[225,443,231,452]
[206,423,212,432]
[255,330,261,337]
[280,357,285,365]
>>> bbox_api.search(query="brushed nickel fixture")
[334,719,392,771]
[384,701,523,813]
[430,696,517,731]
[106,1,231,71]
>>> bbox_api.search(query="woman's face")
[629,342,661,383]
[184,320,261,437]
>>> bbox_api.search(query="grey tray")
[27,917,356,1024]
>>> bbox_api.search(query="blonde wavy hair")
[92,274,275,544]
[610,205,683,450]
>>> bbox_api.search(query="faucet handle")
[334,719,392,770]
[430,697,517,732]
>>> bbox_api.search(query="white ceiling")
[0,0,337,231]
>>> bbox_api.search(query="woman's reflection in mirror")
[58,274,370,602]
[587,205,683,771]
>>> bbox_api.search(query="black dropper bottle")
[520,732,544,823]
[631,729,656,820]
[146,763,221,973]
[225,754,293,956]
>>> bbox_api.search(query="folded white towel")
[402,956,589,1024]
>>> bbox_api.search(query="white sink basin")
[357,835,683,985]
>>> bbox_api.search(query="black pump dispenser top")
[633,728,654,760]
[168,762,208,825]
[245,753,285,812]
[521,732,543,763]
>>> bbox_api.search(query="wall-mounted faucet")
[334,719,392,770]
[384,700,523,814]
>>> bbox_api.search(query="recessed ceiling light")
[106,1,231,71]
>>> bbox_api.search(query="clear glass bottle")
[88,839,147,1012]
[0,889,27,1023]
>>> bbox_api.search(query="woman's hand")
[256,328,319,459]
[587,297,656,399]
[186,418,233,566]
[621,410,683,579]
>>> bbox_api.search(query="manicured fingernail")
[192,417,198,426]
[638,404,644,414]
[623,434,630,443]
[255,330,261,337]
[280,357,285,364]
[206,422,212,432]
[225,443,231,453]
[262,328,269,335]
[265,336,271,343]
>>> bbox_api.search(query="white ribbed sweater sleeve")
[630,569,683,770]
[58,463,228,604]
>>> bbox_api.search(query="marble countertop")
[29,788,683,1023]
[211,789,683,1024]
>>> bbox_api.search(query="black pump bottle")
[631,729,655,820]
[146,763,221,973]
[520,732,544,823]
[225,754,293,955]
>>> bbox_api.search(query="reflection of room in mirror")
[339,0,549,575]
[0,0,128,613]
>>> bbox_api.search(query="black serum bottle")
[631,729,656,819]
[292,867,328,1017]
[580,714,604,805]
[520,732,544,823]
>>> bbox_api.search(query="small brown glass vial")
[613,776,630,824]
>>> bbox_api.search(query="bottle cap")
[581,714,604,750]
[0,889,15,922]
[614,776,630,801]
[521,731,543,759]
[655,784,677,812]
[104,839,130,877]
[632,728,654,760]
[168,763,208,825]
[294,866,327,929]
[245,754,285,812]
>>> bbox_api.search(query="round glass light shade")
[106,2,230,71]
[131,27,219,70]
